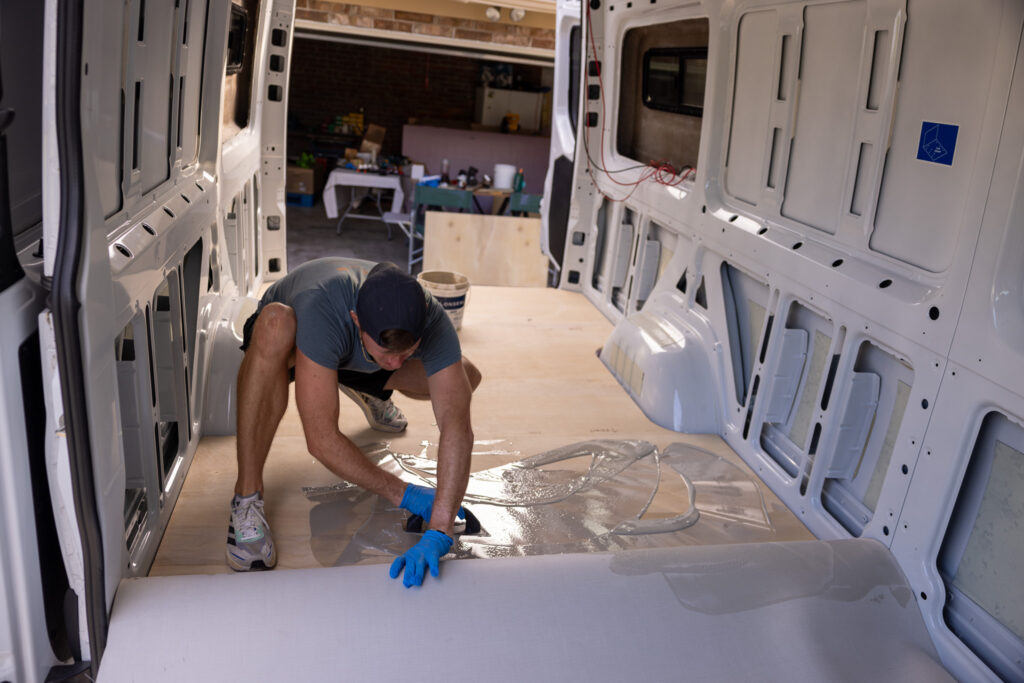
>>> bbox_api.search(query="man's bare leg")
[386,357,481,400]
[234,303,296,496]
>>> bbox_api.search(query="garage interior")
[280,0,558,273]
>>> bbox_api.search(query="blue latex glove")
[400,484,465,523]
[389,530,453,587]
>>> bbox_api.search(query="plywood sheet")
[423,212,548,287]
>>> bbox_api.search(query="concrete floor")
[286,197,411,271]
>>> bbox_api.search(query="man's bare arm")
[425,360,474,535]
[293,349,406,505]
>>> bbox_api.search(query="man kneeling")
[228,258,481,586]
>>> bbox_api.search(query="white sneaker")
[226,493,276,571]
[339,384,408,432]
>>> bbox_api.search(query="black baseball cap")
[355,262,427,346]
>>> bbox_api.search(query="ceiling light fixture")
[509,8,526,21]
[485,6,501,21]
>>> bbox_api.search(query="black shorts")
[240,310,260,352]
[240,309,394,400]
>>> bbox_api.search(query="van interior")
[0,1,1022,681]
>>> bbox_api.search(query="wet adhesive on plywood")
[303,439,782,568]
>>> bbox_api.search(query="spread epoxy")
[304,440,783,568]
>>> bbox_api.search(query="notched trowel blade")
[404,508,482,536]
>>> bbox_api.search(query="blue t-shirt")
[257,258,461,376]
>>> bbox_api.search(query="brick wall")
[288,37,544,156]
[295,2,556,50]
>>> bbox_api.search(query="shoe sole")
[226,543,277,572]
[338,385,407,433]
[226,524,277,571]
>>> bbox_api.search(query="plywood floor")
[150,286,812,576]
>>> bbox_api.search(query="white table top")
[322,167,404,219]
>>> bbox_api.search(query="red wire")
[585,3,635,189]
[582,3,696,202]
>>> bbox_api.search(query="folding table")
[322,168,405,235]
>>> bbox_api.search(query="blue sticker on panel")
[917,122,959,166]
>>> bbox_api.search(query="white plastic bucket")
[418,270,470,330]
[493,163,516,190]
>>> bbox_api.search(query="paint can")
[493,163,516,190]
[417,270,470,330]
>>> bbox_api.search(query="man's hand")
[389,530,453,587]
[400,483,465,523]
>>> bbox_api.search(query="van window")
[223,0,262,137]
[642,47,707,116]
[226,5,248,74]
[617,18,708,174]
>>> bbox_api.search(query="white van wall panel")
[836,1,906,245]
[869,0,1006,272]
[218,0,292,293]
[0,281,56,683]
[196,3,230,169]
[178,1,208,169]
[947,18,1024,402]
[543,4,582,266]
[89,7,126,219]
[754,319,944,543]
[890,369,1022,682]
[75,0,241,607]
[570,1,1024,679]
[644,184,699,230]
[136,2,176,196]
[779,1,866,235]
[258,3,296,283]
[988,173,1024,366]
[80,0,140,620]
[725,10,777,207]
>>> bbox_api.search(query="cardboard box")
[363,123,386,145]
[286,166,315,194]
[358,123,386,159]
[358,141,381,161]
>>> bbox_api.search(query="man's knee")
[252,303,296,358]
